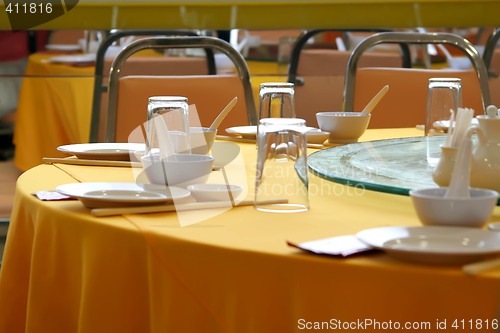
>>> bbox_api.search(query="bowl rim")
[409,187,499,200]
[316,111,371,117]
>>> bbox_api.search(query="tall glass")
[146,96,190,155]
[425,78,462,166]
[258,82,296,120]
[255,117,309,213]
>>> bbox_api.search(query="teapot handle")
[466,125,486,145]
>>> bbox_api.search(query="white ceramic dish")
[316,111,371,144]
[225,125,257,139]
[187,183,244,202]
[433,118,479,132]
[409,187,498,228]
[57,143,145,161]
[226,125,326,143]
[56,182,190,208]
[141,153,214,187]
[356,226,500,265]
[488,222,500,231]
[305,128,330,144]
[46,44,81,52]
[49,54,96,64]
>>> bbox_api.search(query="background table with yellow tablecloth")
[13,53,95,171]
[1,128,500,333]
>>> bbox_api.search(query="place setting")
[44,95,291,218]
[292,105,500,274]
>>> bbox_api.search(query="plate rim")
[49,54,96,63]
[56,182,191,203]
[225,125,322,137]
[57,142,145,155]
[356,225,500,256]
[46,44,81,51]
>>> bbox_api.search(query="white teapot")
[469,115,500,192]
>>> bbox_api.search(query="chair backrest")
[287,29,410,127]
[482,28,500,72]
[354,68,483,128]
[344,32,491,128]
[90,30,217,142]
[100,36,256,143]
[115,75,248,143]
[486,48,500,108]
[293,49,405,126]
[48,30,85,44]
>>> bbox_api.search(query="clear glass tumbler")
[425,78,462,166]
[255,117,309,213]
[146,96,190,155]
[258,82,296,120]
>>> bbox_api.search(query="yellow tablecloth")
[1,128,500,333]
[13,53,95,171]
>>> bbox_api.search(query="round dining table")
[1,128,500,333]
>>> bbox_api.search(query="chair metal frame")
[287,29,412,85]
[102,36,256,143]
[89,30,217,143]
[344,32,491,113]
[482,27,500,74]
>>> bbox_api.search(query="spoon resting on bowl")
[360,85,389,116]
[209,97,238,131]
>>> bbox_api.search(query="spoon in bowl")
[360,85,389,116]
[209,97,238,131]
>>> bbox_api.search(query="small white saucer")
[488,222,500,231]
[187,183,244,202]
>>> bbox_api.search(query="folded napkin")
[32,190,74,201]
[287,235,378,257]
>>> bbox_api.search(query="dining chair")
[48,30,85,44]
[90,30,218,143]
[287,29,411,126]
[344,31,491,128]
[101,36,256,143]
[481,27,499,72]
[482,28,500,107]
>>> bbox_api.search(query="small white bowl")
[141,153,214,187]
[409,187,499,228]
[187,183,244,202]
[190,127,217,155]
[305,128,330,144]
[316,112,371,144]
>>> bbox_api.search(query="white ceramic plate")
[49,54,96,64]
[433,118,479,132]
[46,44,81,52]
[56,182,191,208]
[226,126,325,142]
[356,226,500,265]
[187,183,244,201]
[225,125,257,139]
[57,143,145,161]
[488,222,500,231]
